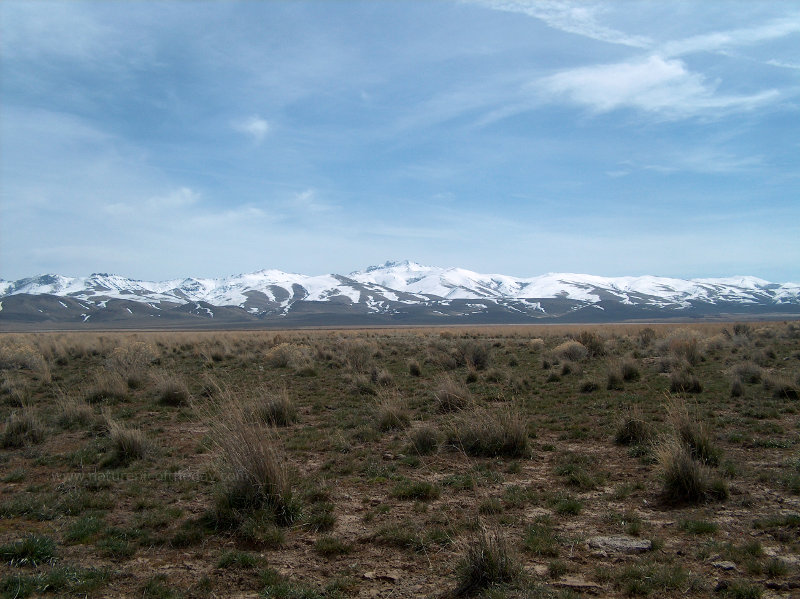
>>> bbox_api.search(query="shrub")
[434,376,471,413]
[408,425,440,455]
[638,328,656,348]
[1,407,45,448]
[576,331,606,357]
[730,376,744,398]
[579,379,599,393]
[553,341,588,362]
[254,388,298,427]
[447,406,528,458]
[454,527,519,596]
[460,341,490,370]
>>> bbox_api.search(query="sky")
[1,1,799,282]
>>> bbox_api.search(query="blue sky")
[1,1,798,282]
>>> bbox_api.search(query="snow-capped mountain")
[1,260,798,328]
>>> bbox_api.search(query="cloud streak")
[470,0,651,48]
[538,55,779,118]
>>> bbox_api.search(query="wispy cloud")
[469,0,651,48]
[661,15,800,57]
[539,55,779,118]
[233,115,270,144]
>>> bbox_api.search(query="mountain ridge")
[2,262,799,328]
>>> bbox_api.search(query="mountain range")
[1,261,799,329]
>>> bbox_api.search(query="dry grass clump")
[435,375,472,413]
[408,359,422,377]
[620,358,641,381]
[108,342,156,389]
[85,370,128,403]
[576,330,606,357]
[656,399,726,504]
[614,407,653,446]
[669,369,703,394]
[663,331,704,366]
[1,374,29,407]
[459,340,490,371]
[447,406,528,458]
[529,338,545,352]
[55,392,96,430]
[666,398,720,466]
[198,392,298,527]
[1,406,45,448]
[152,370,190,406]
[253,387,298,427]
[341,340,376,373]
[732,361,763,384]
[408,425,440,455]
[104,411,150,466]
[763,373,799,400]
[656,438,714,504]
[375,391,410,432]
[0,339,49,373]
[370,367,394,387]
[264,343,313,370]
[553,340,588,362]
[455,526,520,596]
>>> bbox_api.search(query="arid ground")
[1,323,799,598]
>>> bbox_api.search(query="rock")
[363,570,402,582]
[552,577,604,595]
[712,561,737,571]
[587,535,652,554]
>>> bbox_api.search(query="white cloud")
[539,55,779,118]
[233,115,270,144]
[662,16,800,57]
[469,0,651,48]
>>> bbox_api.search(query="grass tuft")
[455,526,520,596]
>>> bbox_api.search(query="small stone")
[587,536,652,554]
[553,577,603,595]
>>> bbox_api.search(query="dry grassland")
[1,322,799,598]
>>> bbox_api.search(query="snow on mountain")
[1,262,798,317]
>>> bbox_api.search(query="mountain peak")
[362,260,427,273]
